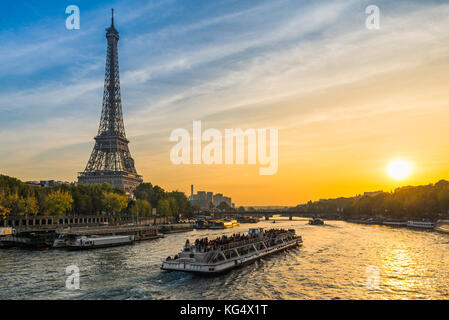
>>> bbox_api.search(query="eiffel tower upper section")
[78,10,143,194]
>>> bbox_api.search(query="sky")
[1,0,449,206]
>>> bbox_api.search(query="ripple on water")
[1,220,449,299]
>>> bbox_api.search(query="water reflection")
[0,219,448,299]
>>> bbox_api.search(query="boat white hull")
[161,238,302,275]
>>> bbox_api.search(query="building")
[25,180,75,188]
[212,193,232,208]
[78,10,143,195]
[363,191,384,197]
[189,185,232,209]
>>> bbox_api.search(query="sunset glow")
[387,160,413,181]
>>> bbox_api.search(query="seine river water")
[1,219,449,300]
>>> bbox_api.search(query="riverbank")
[0,222,194,250]
[343,217,449,235]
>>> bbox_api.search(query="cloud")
[3,0,449,189]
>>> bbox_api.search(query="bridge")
[213,211,342,220]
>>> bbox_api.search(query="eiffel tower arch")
[78,9,143,194]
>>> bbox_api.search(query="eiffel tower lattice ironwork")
[78,9,143,194]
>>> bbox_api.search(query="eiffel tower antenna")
[78,10,143,194]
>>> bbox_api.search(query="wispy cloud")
[2,0,449,202]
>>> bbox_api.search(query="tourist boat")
[161,228,302,275]
[406,220,435,230]
[309,218,324,226]
[435,220,449,234]
[67,235,134,250]
[209,220,233,229]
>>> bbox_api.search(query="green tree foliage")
[292,180,449,220]
[0,174,192,218]
[134,184,192,217]
[157,198,172,216]
[136,199,152,216]
[0,191,10,216]
[134,183,165,208]
[45,190,74,216]
[102,192,128,214]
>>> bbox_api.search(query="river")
[1,219,448,300]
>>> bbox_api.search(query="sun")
[387,160,412,180]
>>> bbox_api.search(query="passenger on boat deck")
[189,229,289,251]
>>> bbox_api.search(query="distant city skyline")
[2,1,449,205]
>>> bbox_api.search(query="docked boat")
[309,218,324,226]
[0,228,15,248]
[0,227,15,236]
[53,234,68,248]
[209,220,233,229]
[161,228,302,275]
[406,220,435,230]
[67,235,134,250]
[237,216,259,224]
[225,219,240,228]
[194,219,210,229]
[435,220,449,234]
[383,220,407,227]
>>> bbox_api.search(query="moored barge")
[67,234,134,250]
[161,228,302,275]
[406,220,435,230]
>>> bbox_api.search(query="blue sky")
[2,1,449,204]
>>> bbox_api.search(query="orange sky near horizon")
[3,2,449,207]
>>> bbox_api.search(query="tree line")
[291,180,449,220]
[0,174,192,217]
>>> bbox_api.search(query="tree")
[136,199,151,216]
[19,196,39,216]
[166,191,189,214]
[438,186,449,212]
[0,191,9,216]
[217,201,230,211]
[157,198,172,216]
[238,206,246,212]
[102,192,127,214]
[168,197,178,216]
[45,190,74,216]
[134,183,166,208]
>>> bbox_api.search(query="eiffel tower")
[78,9,143,194]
